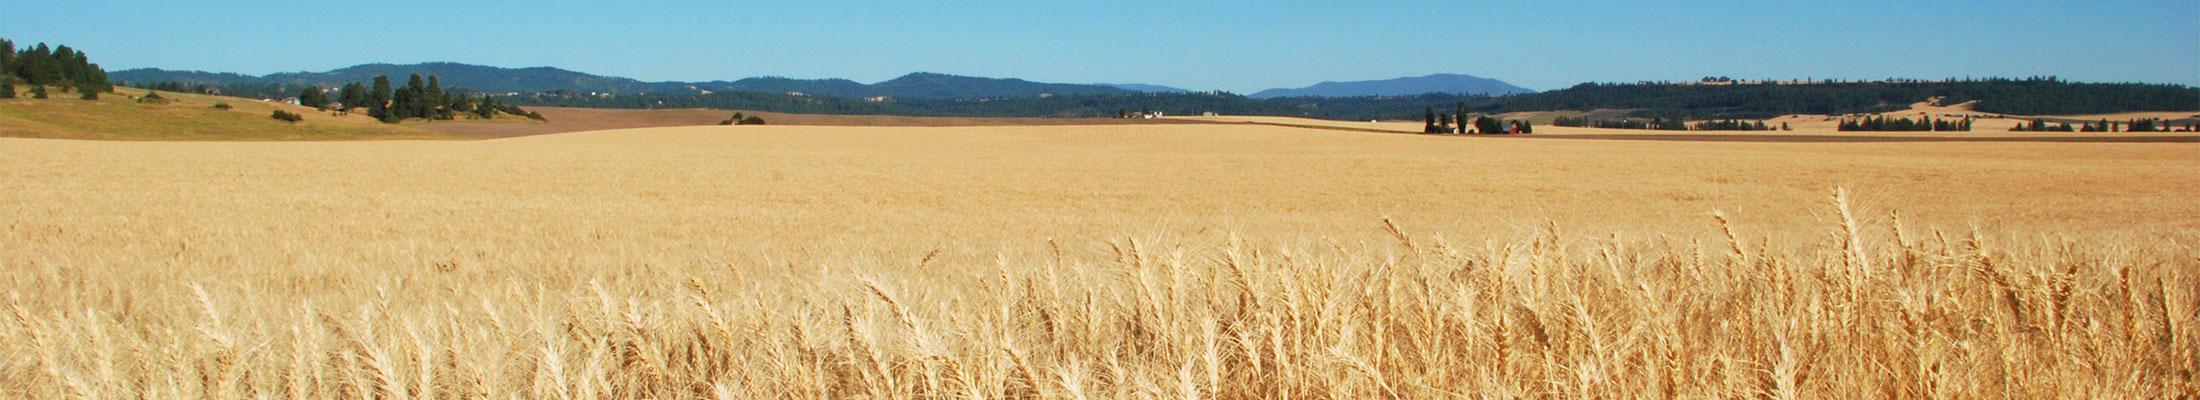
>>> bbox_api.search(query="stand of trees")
[2010,119,2075,132]
[330,74,542,123]
[1691,119,1776,131]
[1488,77,2200,119]
[1552,116,1688,131]
[3,37,113,99]
[1838,116,1972,132]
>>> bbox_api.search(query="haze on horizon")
[5,0,2194,93]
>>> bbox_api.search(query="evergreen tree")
[426,75,448,118]
[1517,120,1534,134]
[369,76,394,122]
[79,83,98,100]
[0,79,12,99]
[299,87,329,109]
[337,83,368,112]
[0,38,13,75]
[475,96,497,118]
[1455,102,1469,133]
[23,43,53,84]
[399,74,428,119]
[1474,116,1502,134]
[30,84,46,99]
[1423,107,1437,133]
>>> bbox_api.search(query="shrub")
[737,116,766,125]
[213,102,232,110]
[271,110,304,123]
[31,85,48,99]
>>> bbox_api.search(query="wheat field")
[2,124,2196,398]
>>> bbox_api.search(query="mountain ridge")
[1250,73,1535,99]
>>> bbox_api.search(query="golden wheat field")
[2,124,2197,398]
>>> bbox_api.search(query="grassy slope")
[0,85,453,141]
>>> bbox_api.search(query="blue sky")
[5,0,2195,92]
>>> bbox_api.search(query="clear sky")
[5,0,2194,92]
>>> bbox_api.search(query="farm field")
[2,123,2196,397]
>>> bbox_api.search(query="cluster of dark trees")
[2,37,113,100]
[1691,119,1783,131]
[287,74,541,123]
[1420,104,1529,134]
[1837,116,1973,132]
[1551,116,1689,130]
[2010,120,2075,132]
[2023,118,2197,133]
[2114,118,2197,132]
[719,112,765,125]
[1487,77,2200,119]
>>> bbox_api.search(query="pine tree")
[369,76,394,122]
[475,96,497,118]
[399,74,428,119]
[426,75,447,118]
[337,83,368,112]
[299,87,329,109]
[1455,103,1469,134]
[1423,107,1437,133]
[30,84,47,99]
[0,79,13,99]
[0,38,13,75]
[79,83,98,100]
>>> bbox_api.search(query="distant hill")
[1103,83,1194,93]
[115,63,682,94]
[1250,74,1535,99]
[706,76,872,98]
[0,88,446,140]
[114,63,1138,99]
[866,72,1131,99]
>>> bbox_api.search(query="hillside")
[115,63,687,94]
[114,63,1139,99]
[0,86,452,140]
[1103,83,1193,93]
[1251,73,1536,98]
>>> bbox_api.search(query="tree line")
[1487,77,2200,119]
[2,37,114,100]
[1551,116,1690,131]
[2013,118,2197,132]
[1420,103,1531,134]
[1837,116,1973,132]
[133,74,543,123]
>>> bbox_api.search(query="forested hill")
[505,78,2196,121]
[1486,78,2200,118]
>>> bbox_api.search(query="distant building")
[865,96,890,103]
